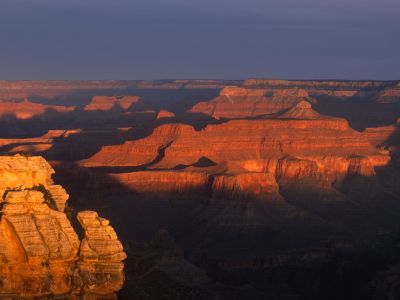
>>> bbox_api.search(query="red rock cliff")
[82,103,389,201]
[0,155,126,298]
[190,86,313,119]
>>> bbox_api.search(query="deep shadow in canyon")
[1,80,400,299]
[52,159,400,300]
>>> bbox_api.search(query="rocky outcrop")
[0,155,55,191]
[0,99,75,119]
[363,124,398,147]
[109,171,210,196]
[77,211,126,294]
[190,86,314,119]
[106,170,283,201]
[83,95,140,111]
[82,112,389,202]
[243,79,400,103]
[278,100,323,119]
[47,184,70,212]
[0,155,126,298]
[212,173,282,201]
[156,110,176,120]
[84,117,373,168]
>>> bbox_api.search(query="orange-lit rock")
[0,99,75,119]
[81,124,190,167]
[85,116,369,169]
[243,79,400,104]
[363,124,397,147]
[109,171,210,195]
[0,155,126,297]
[77,211,127,294]
[278,100,322,119]
[190,86,313,119]
[82,102,389,200]
[212,173,282,201]
[83,95,140,111]
[156,109,176,120]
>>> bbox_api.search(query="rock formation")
[156,110,176,120]
[84,117,387,167]
[0,99,75,119]
[77,211,126,295]
[108,171,210,196]
[0,155,126,298]
[1,79,400,299]
[363,123,398,147]
[212,173,282,201]
[81,107,389,202]
[0,80,235,102]
[278,100,322,119]
[83,95,140,111]
[243,79,400,103]
[190,86,314,119]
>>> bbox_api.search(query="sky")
[0,0,399,80]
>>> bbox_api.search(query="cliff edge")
[0,154,126,298]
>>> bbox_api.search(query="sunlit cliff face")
[0,155,126,298]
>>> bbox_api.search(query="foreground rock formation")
[0,155,126,298]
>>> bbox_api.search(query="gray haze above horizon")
[0,0,399,80]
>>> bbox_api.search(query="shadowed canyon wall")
[0,80,400,299]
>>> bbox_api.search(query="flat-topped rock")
[190,86,313,119]
[0,155,54,194]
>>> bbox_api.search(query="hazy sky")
[0,0,399,80]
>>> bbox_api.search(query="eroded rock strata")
[0,80,398,299]
[82,102,389,202]
[0,155,126,298]
[242,79,400,103]
[190,86,314,119]
[83,95,140,111]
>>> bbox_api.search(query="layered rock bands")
[82,102,389,201]
[0,155,126,298]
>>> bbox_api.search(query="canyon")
[0,79,400,299]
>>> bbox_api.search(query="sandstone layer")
[0,155,126,298]
[188,80,400,130]
[82,103,389,201]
